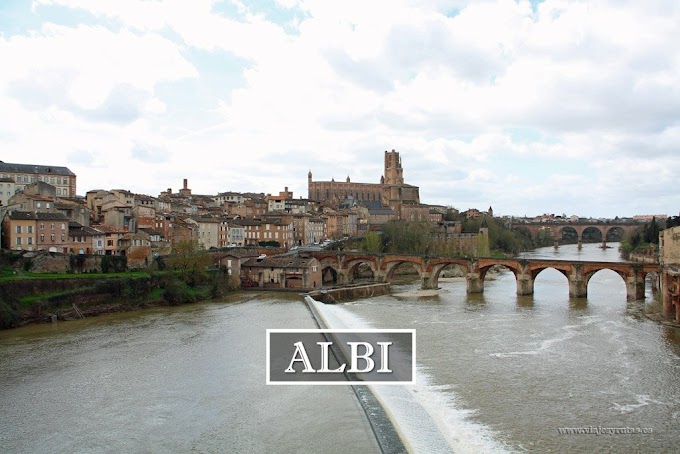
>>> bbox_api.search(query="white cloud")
[1,0,678,218]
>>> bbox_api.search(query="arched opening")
[605,226,625,243]
[533,267,569,298]
[586,269,627,304]
[479,265,517,299]
[349,262,375,284]
[435,263,468,283]
[559,226,580,245]
[582,226,603,244]
[385,261,420,285]
[322,266,338,286]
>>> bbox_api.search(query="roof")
[0,162,76,176]
[368,208,394,215]
[35,212,69,221]
[5,211,37,220]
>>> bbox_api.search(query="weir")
[303,295,408,454]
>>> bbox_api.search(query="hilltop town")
[0,150,657,266]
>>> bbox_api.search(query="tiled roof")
[35,212,69,221]
[0,162,76,176]
[6,211,37,220]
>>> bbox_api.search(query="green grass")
[19,287,93,307]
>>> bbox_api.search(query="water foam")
[308,297,513,454]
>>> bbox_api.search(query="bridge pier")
[421,274,435,290]
[601,240,607,249]
[467,273,484,293]
[568,277,588,298]
[516,274,534,295]
[577,240,582,250]
[626,276,645,301]
[553,239,559,249]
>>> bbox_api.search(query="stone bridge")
[312,252,660,301]
[510,221,641,249]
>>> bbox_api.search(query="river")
[1,243,679,453]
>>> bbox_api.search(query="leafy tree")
[360,232,383,254]
[165,240,214,287]
[382,220,431,254]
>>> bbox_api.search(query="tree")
[165,240,214,286]
[360,232,383,254]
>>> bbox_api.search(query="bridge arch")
[382,257,425,284]
[345,258,379,284]
[604,226,625,242]
[321,266,338,285]
[426,259,470,289]
[582,226,604,243]
[584,268,628,300]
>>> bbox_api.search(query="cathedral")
[307,150,425,220]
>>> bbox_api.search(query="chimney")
[183,179,188,190]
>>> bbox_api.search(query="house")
[0,177,16,208]
[68,222,105,255]
[2,211,37,250]
[185,216,220,250]
[213,249,260,277]
[240,254,322,289]
[660,225,680,323]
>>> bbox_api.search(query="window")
[50,223,55,229]
[107,240,113,246]
[40,234,44,242]
[61,234,65,242]
[15,225,21,234]
[46,203,51,208]
[57,188,61,195]
[50,234,55,241]
[37,202,41,208]
[61,223,66,230]
[27,237,32,245]
[40,223,45,230]
[312,266,318,272]
[16,238,21,245]
[27,226,32,233]
[97,240,102,247]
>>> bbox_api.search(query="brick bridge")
[510,221,641,249]
[312,252,660,301]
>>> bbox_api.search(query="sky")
[0,0,678,219]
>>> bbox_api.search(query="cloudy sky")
[1,0,678,218]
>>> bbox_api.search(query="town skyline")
[1,1,679,218]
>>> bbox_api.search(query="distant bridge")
[312,252,660,301]
[510,221,641,249]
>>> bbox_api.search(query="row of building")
[2,151,492,267]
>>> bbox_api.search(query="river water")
[1,243,679,453]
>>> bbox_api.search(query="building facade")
[0,162,76,197]
[307,150,421,220]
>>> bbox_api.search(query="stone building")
[307,150,421,220]
[0,162,76,197]
[660,225,680,323]
[240,255,322,290]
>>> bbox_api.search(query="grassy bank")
[0,270,240,329]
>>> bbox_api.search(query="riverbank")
[0,272,236,329]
